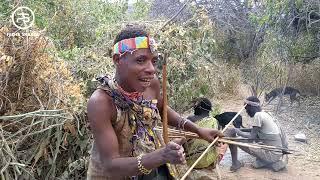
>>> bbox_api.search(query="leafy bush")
[154,12,241,112]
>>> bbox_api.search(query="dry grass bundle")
[0,26,89,179]
[0,26,83,115]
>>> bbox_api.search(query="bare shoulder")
[88,89,111,103]
[87,89,121,160]
[88,89,113,109]
[87,89,117,124]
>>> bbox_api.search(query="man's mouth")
[140,78,151,82]
[139,78,152,87]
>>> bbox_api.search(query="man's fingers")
[171,137,186,145]
[216,130,224,137]
[178,151,186,164]
[167,141,180,150]
[211,130,224,138]
[177,147,184,154]
[180,156,186,163]
[168,139,185,150]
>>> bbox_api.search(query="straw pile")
[0,26,89,179]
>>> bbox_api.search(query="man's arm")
[167,107,201,133]
[152,77,200,134]
[236,112,261,139]
[236,126,259,139]
[167,106,224,142]
[88,90,184,177]
[152,78,222,141]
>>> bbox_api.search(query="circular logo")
[11,6,35,30]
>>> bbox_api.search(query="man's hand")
[197,128,224,142]
[227,127,253,138]
[233,128,242,135]
[160,138,187,164]
[226,127,241,136]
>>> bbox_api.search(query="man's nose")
[145,60,156,74]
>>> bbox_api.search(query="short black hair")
[194,97,212,116]
[245,96,262,117]
[247,96,260,103]
[113,24,148,45]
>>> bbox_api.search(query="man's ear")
[113,54,120,65]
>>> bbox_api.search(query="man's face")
[245,106,255,117]
[114,49,158,92]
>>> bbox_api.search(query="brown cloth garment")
[87,76,176,180]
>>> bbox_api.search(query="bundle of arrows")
[154,126,293,155]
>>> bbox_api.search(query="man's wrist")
[185,119,200,134]
[176,116,200,134]
[196,125,201,134]
[157,148,168,165]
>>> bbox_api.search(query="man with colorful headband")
[86,24,223,179]
[227,96,288,172]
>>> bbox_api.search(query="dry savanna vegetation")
[0,0,319,179]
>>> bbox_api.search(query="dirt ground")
[209,95,320,180]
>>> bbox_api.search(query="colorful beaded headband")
[113,36,157,56]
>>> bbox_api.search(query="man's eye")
[137,58,146,63]
[152,58,158,64]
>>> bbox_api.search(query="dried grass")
[290,60,320,96]
[0,26,89,179]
